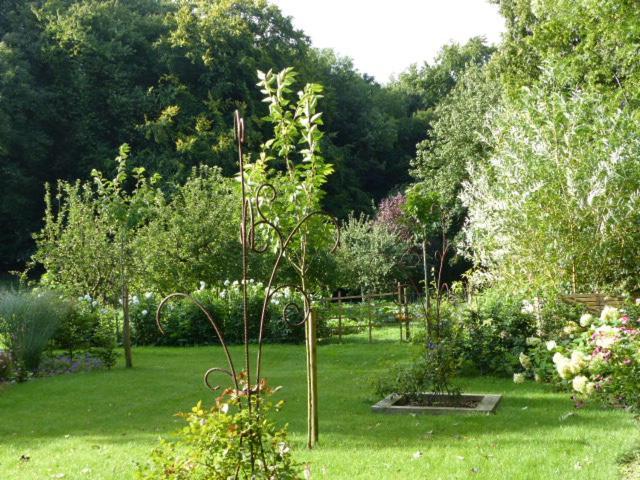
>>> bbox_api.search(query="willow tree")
[460,72,640,294]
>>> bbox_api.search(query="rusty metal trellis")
[155,111,339,468]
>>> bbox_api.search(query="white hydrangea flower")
[224,280,231,287]
[563,322,579,335]
[572,375,588,394]
[144,292,154,300]
[521,300,535,315]
[553,352,572,379]
[519,352,532,370]
[141,310,148,317]
[546,340,557,351]
[600,306,619,324]
[131,295,140,305]
[526,337,541,346]
[220,291,227,299]
[199,281,206,291]
[593,325,620,349]
[513,373,526,384]
[584,382,595,396]
[569,351,589,373]
[579,313,593,328]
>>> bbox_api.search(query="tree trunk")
[122,282,133,368]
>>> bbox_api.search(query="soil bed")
[395,394,482,409]
[372,393,502,415]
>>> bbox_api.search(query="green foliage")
[130,284,305,346]
[461,74,640,293]
[246,67,336,295]
[53,301,95,356]
[1,0,435,271]
[375,340,462,403]
[0,289,68,374]
[460,292,536,375]
[391,37,495,126]
[0,350,12,382]
[519,304,640,411]
[137,381,301,480]
[336,213,411,293]
[411,65,501,220]
[493,0,640,101]
[136,166,242,293]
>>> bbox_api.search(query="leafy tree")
[492,0,640,102]
[391,37,495,127]
[243,67,336,448]
[136,166,242,294]
[411,64,501,218]
[460,73,640,294]
[336,213,411,294]
[30,145,162,367]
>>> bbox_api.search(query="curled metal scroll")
[267,284,313,327]
[156,293,239,392]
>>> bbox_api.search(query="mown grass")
[0,335,638,479]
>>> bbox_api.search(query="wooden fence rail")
[562,294,624,314]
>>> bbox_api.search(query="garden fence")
[313,283,427,343]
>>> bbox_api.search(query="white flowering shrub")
[460,70,640,293]
[129,281,308,346]
[516,304,640,411]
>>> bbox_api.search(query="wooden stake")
[337,291,342,343]
[306,309,319,447]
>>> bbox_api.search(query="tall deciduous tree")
[460,74,640,294]
[30,145,162,367]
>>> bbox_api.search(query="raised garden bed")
[372,393,502,415]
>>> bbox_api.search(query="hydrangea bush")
[516,303,640,411]
[130,281,307,346]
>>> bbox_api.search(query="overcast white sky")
[271,0,506,83]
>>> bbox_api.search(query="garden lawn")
[0,340,638,480]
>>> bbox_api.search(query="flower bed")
[516,303,640,411]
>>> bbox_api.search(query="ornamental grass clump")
[0,289,68,376]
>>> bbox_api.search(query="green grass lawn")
[0,338,638,479]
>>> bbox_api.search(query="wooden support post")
[404,286,411,341]
[306,309,319,448]
[337,291,342,343]
[397,282,403,342]
[367,294,372,343]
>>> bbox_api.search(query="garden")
[2,0,640,479]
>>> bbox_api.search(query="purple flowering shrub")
[38,351,108,376]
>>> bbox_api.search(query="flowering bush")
[517,304,640,411]
[137,378,301,480]
[38,351,112,376]
[130,281,307,346]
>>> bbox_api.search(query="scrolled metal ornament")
[155,110,338,472]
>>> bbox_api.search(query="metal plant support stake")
[155,112,338,468]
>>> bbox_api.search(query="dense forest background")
[0,0,493,271]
